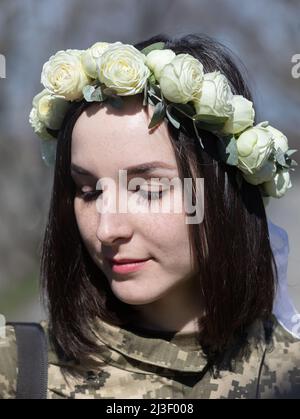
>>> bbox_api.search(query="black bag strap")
[7,322,48,399]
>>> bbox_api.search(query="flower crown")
[29,41,298,198]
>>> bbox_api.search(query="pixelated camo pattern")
[0,316,299,399]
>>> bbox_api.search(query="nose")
[96,193,133,246]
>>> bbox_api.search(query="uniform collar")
[87,316,269,375]
[90,317,209,374]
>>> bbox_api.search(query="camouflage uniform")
[0,315,299,399]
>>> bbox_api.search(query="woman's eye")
[78,187,102,202]
[135,185,166,202]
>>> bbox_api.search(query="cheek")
[144,212,191,256]
[74,198,98,245]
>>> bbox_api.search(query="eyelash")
[77,186,165,203]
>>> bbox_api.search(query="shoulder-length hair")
[40,33,278,364]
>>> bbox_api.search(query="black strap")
[8,322,48,399]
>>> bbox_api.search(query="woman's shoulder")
[0,324,18,399]
[258,316,300,399]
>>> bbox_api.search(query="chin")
[110,284,162,306]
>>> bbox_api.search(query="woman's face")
[71,95,199,307]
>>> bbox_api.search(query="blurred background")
[0,0,299,322]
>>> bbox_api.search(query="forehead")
[71,96,177,173]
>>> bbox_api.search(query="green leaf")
[275,147,287,166]
[148,83,162,99]
[290,159,298,167]
[217,136,238,166]
[148,101,166,129]
[83,85,97,102]
[141,42,166,56]
[148,73,156,85]
[285,149,298,157]
[172,102,196,119]
[192,120,204,149]
[143,79,149,107]
[193,113,229,124]
[166,105,181,129]
[194,120,227,132]
[83,85,106,102]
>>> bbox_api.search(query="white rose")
[41,49,90,101]
[193,71,234,120]
[81,42,110,79]
[262,168,292,198]
[265,125,289,153]
[33,89,70,130]
[159,53,204,103]
[242,159,277,185]
[29,107,54,141]
[97,43,150,95]
[221,95,255,135]
[236,125,274,175]
[145,49,176,81]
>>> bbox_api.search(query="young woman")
[0,33,299,399]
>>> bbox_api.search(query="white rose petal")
[34,89,70,130]
[41,49,90,101]
[221,95,255,135]
[242,159,277,185]
[29,108,54,141]
[97,43,150,95]
[145,49,176,81]
[193,71,234,119]
[266,125,289,154]
[262,169,292,198]
[81,42,111,79]
[236,125,274,174]
[159,53,204,103]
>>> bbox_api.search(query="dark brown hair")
[40,33,278,366]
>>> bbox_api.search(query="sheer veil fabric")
[268,217,300,339]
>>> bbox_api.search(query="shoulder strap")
[7,322,48,399]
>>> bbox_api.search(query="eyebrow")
[70,161,176,177]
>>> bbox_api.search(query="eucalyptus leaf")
[90,86,106,102]
[193,118,227,132]
[166,105,181,129]
[217,136,238,166]
[143,79,149,106]
[193,113,229,124]
[83,85,97,102]
[148,101,166,129]
[275,148,287,166]
[83,85,106,102]
[141,42,166,56]
[192,120,204,149]
[172,103,196,119]
[285,149,298,157]
[148,83,162,99]
[148,73,156,85]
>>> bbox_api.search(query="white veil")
[267,217,300,339]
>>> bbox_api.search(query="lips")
[105,257,152,274]
[107,257,150,265]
